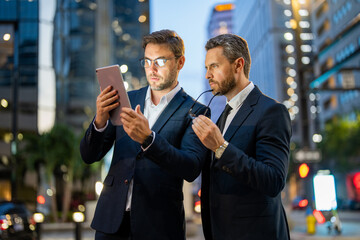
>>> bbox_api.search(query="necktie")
[217,104,232,133]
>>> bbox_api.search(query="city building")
[53,0,149,131]
[0,0,40,200]
[310,0,360,130]
[0,0,150,201]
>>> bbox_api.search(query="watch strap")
[141,131,154,149]
[215,141,229,159]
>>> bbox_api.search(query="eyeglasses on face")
[188,90,220,119]
[140,57,177,68]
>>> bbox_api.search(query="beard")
[148,67,178,91]
[209,74,236,96]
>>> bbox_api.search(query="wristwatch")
[215,141,229,159]
[141,131,154,149]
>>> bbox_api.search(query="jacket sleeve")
[214,103,291,197]
[80,120,116,164]
[144,106,210,182]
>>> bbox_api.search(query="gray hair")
[205,34,251,78]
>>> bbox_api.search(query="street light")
[312,133,322,143]
[72,212,85,240]
[33,212,44,240]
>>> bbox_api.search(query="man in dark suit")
[192,34,292,239]
[80,29,209,240]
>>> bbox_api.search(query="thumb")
[135,105,143,116]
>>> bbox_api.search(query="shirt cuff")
[93,119,108,132]
[141,131,156,151]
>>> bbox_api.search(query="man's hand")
[94,86,120,128]
[120,105,152,144]
[192,115,225,152]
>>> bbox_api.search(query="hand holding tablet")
[96,64,131,126]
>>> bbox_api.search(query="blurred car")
[291,196,308,210]
[0,201,37,240]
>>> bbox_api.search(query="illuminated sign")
[215,3,234,12]
[313,173,337,211]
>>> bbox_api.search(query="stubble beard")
[148,68,178,91]
[210,75,236,96]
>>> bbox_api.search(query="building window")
[317,19,330,37]
[315,1,329,19]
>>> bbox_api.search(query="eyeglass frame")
[140,56,180,68]
[188,90,220,119]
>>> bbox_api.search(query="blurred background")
[0,0,359,239]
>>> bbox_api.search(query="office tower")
[310,0,360,129]
[53,0,149,130]
[0,0,40,200]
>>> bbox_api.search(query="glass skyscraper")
[0,0,150,200]
[53,0,149,130]
[0,0,39,200]
[310,0,360,129]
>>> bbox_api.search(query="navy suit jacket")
[201,86,292,240]
[80,86,208,240]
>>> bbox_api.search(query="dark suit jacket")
[201,86,292,240]
[80,86,208,240]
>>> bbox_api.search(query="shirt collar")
[227,81,254,110]
[145,83,181,106]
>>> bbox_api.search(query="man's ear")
[234,57,244,73]
[177,55,185,70]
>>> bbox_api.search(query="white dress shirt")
[222,82,254,135]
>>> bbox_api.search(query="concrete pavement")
[288,209,360,240]
[40,210,360,240]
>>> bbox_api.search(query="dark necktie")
[217,104,232,133]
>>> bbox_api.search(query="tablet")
[96,64,131,126]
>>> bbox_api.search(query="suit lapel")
[131,87,147,112]
[151,88,187,133]
[223,86,261,141]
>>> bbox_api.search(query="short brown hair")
[142,29,184,57]
[205,34,251,78]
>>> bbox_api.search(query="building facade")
[310,0,360,129]
[0,0,150,201]
[0,0,39,200]
[53,0,149,130]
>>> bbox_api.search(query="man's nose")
[205,69,212,79]
[149,61,158,72]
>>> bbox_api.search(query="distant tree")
[318,113,360,172]
[19,124,102,222]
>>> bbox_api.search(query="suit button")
[124,179,129,184]
[222,166,227,171]
[136,154,141,160]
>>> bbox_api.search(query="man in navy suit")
[80,29,209,240]
[192,34,292,239]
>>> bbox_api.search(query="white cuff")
[93,120,108,132]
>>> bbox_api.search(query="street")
[289,209,360,240]
[40,210,360,240]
